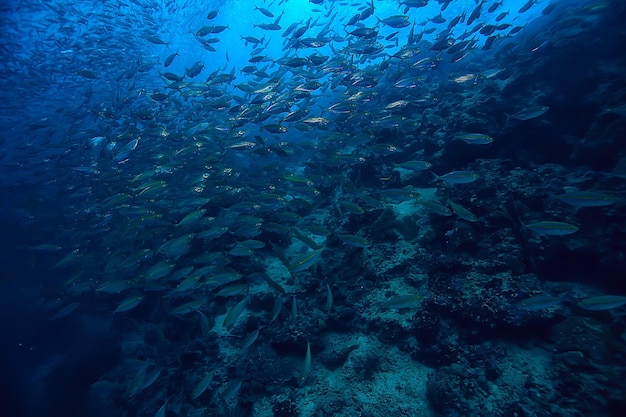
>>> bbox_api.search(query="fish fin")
[503,112,514,129]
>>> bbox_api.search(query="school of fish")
[1,0,624,416]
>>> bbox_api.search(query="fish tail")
[503,112,513,128]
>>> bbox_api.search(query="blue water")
[1,0,626,416]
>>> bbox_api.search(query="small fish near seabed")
[577,295,626,311]
[516,294,564,310]
[523,221,579,236]
[553,191,620,207]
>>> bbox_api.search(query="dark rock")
[368,316,410,345]
[553,350,588,371]
[484,359,501,381]
[318,343,357,371]
[272,399,299,417]
[551,317,613,364]
[426,365,476,413]
[345,349,380,381]
[444,222,478,253]
[245,346,299,394]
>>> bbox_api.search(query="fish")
[291,295,297,322]
[524,221,579,236]
[510,106,550,121]
[282,22,299,36]
[420,200,453,216]
[452,74,478,83]
[145,261,175,281]
[385,31,399,41]
[519,0,536,13]
[516,295,564,310]
[220,378,243,400]
[394,161,433,171]
[487,0,503,13]
[495,10,509,21]
[185,61,204,78]
[125,366,148,398]
[155,401,167,417]
[145,36,168,46]
[384,100,410,110]
[288,248,324,272]
[578,295,626,311]
[447,199,479,222]
[348,27,378,39]
[254,23,282,31]
[216,283,248,297]
[162,72,184,82]
[360,3,375,20]
[279,57,309,68]
[603,104,626,117]
[337,234,371,248]
[433,171,480,184]
[114,295,144,313]
[159,234,194,260]
[228,245,255,257]
[258,273,285,295]
[270,296,283,322]
[170,266,195,282]
[171,275,201,294]
[467,1,483,26]
[195,26,213,37]
[454,133,494,145]
[298,342,312,386]
[378,15,410,28]
[97,280,133,294]
[48,302,80,320]
[222,298,247,331]
[337,200,365,214]
[553,191,619,207]
[239,239,266,249]
[325,283,333,314]
[77,69,97,79]
[447,13,465,30]
[149,92,167,102]
[199,25,228,34]
[241,326,261,350]
[429,37,454,51]
[241,35,264,46]
[191,370,215,399]
[400,0,428,9]
[481,68,503,78]
[429,13,446,24]
[170,300,203,316]
[254,5,274,17]
[28,243,63,252]
[378,188,420,202]
[176,209,206,227]
[140,367,161,391]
